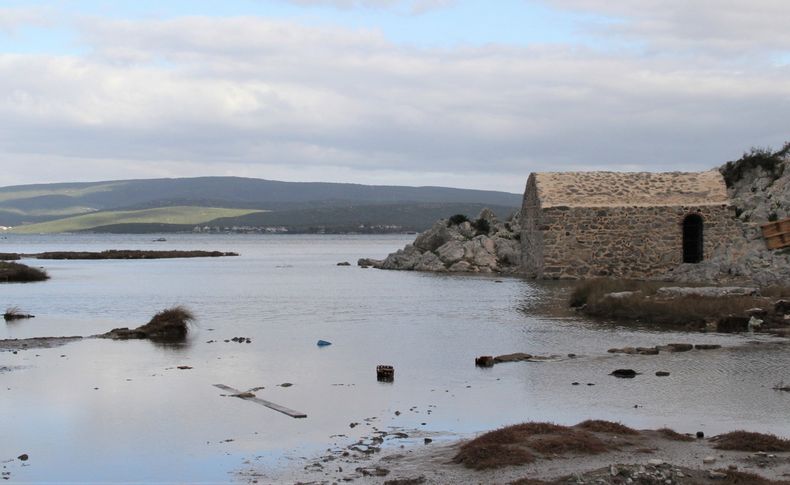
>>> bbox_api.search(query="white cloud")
[540,0,790,57]
[276,0,457,14]
[0,6,52,34]
[0,15,787,190]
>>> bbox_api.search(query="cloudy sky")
[0,0,788,192]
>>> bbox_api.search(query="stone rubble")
[362,208,521,274]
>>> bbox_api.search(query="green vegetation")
[721,142,788,187]
[9,206,263,234]
[0,182,120,203]
[0,262,49,282]
[471,217,491,234]
[447,214,470,226]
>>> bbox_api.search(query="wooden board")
[213,384,307,418]
[761,218,790,250]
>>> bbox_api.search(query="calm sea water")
[1,234,788,483]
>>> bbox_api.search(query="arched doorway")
[682,214,704,263]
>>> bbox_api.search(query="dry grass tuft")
[453,422,610,470]
[453,443,535,470]
[3,306,34,321]
[101,306,195,342]
[529,432,608,455]
[657,428,694,442]
[713,431,790,452]
[577,420,639,436]
[137,306,195,341]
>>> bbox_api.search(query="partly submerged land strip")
[0,261,49,282]
[0,336,83,352]
[9,250,239,260]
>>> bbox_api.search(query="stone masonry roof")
[532,170,729,208]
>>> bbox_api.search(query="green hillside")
[9,206,263,234]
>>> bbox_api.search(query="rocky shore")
[359,208,521,274]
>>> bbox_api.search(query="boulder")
[695,344,721,350]
[448,261,474,272]
[436,241,465,265]
[381,245,422,270]
[413,221,453,252]
[414,252,446,272]
[665,343,693,352]
[357,258,383,268]
[494,238,521,267]
[457,221,475,239]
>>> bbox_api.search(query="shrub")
[720,142,788,187]
[471,217,491,235]
[447,214,469,226]
[0,253,20,261]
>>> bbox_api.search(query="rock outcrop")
[669,143,790,286]
[362,209,521,274]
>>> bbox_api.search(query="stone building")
[520,171,741,279]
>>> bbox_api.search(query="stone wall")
[521,203,742,279]
[521,174,544,278]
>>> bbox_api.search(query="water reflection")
[1,233,788,483]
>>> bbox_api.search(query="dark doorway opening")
[683,214,704,263]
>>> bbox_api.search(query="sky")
[0,0,788,192]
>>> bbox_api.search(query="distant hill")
[0,177,521,233]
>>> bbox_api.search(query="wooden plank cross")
[213,384,307,418]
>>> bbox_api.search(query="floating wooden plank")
[213,384,307,418]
